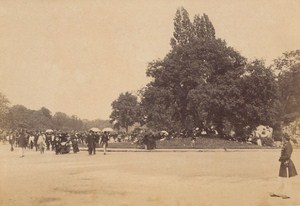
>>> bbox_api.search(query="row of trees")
[0,96,111,131]
[110,7,300,138]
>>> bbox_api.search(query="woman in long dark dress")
[18,130,27,157]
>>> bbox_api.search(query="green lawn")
[86,136,276,149]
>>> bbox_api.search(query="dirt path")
[0,144,299,206]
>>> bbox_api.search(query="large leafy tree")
[0,95,101,131]
[52,112,69,130]
[110,92,140,132]
[231,60,280,136]
[40,107,52,119]
[30,109,53,129]
[142,8,246,134]
[8,105,54,129]
[170,7,193,47]
[142,7,282,138]
[8,105,32,129]
[272,50,300,123]
[140,86,181,131]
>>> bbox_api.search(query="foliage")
[0,92,108,131]
[140,7,285,140]
[8,105,53,130]
[272,50,300,123]
[260,137,275,147]
[110,92,141,132]
[0,92,10,127]
[273,50,300,74]
[142,8,247,134]
[230,60,281,137]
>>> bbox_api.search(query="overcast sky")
[0,0,299,120]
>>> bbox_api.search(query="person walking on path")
[271,133,298,199]
[86,131,96,155]
[8,131,15,152]
[18,130,27,157]
[37,132,46,154]
[100,131,109,155]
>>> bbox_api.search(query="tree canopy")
[142,8,248,134]
[135,7,285,138]
[110,92,141,132]
[272,50,300,123]
[0,92,111,131]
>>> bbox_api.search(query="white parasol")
[46,129,54,133]
[89,127,101,132]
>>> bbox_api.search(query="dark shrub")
[261,137,275,147]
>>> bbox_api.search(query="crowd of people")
[0,126,273,157]
[0,129,113,157]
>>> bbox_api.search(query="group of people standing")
[4,129,111,157]
[8,130,49,157]
[86,130,109,155]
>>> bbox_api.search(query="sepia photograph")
[0,0,300,205]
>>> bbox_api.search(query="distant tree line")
[110,7,300,139]
[0,97,111,131]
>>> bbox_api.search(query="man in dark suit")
[277,133,298,198]
[86,131,96,155]
[279,134,298,177]
[18,130,27,157]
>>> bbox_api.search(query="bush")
[272,130,283,141]
[261,137,274,147]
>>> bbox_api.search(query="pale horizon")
[1,0,299,120]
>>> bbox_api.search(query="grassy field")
[89,136,276,149]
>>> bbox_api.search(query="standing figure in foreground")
[278,134,297,198]
[101,131,109,155]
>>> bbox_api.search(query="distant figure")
[101,131,109,155]
[37,133,46,154]
[8,132,15,151]
[54,135,61,155]
[191,136,196,147]
[45,133,52,150]
[142,132,156,150]
[34,133,39,151]
[18,130,27,157]
[28,134,35,150]
[86,131,96,155]
[71,133,80,153]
